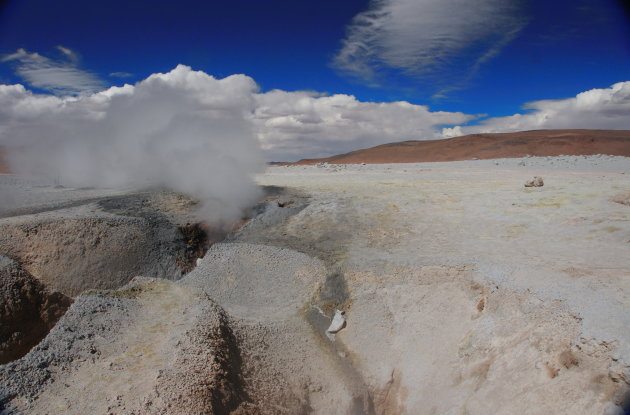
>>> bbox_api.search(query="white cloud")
[2,47,105,95]
[442,82,630,137]
[333,0,526,92]
[4,53,626,198]
[0,65,263,222]
[441,126,463,138]
[109,72,134,78]
[253,89,476,159]
[0,60,479,171]
[55,45,79,63]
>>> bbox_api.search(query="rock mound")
[183,242,326,321]
[0,215,185,296]
[0,256,72,364]
[0,191,215,297]
[0,278,245,414]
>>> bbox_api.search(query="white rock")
[603,403,624,415]
[327,310,346,333]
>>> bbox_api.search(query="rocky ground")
[1,155,629,414]
[0,177,229,364]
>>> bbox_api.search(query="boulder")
[525,176,544,187]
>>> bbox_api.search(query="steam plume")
[0,65,264,222]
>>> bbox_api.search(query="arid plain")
[1,140,629,414]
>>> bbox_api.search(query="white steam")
[4,58,628,211]
[0,65,264,222]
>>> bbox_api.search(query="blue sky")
[0,0,629,160]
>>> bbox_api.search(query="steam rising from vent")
[0,65,264,222]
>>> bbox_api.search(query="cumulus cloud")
[253,89,476,159]
[0,56,479,190]
[2,47,105,95]
[442,81,630,137]
[6,56,626,219]
[0,65,263,222]
[333,0,526,93]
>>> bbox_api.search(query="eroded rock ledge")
[0,256,72,364]
[0,278,247,414]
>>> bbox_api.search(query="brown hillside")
[0,148,10,174]
[289,129,630,165]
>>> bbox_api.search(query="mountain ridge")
[284,129,630,165]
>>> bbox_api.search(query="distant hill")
[0,148,9,174]
[286,129,630,165]
[2,130,630,173]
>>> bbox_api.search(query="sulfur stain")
[534,197,565,208]
[590,226,622,233]
[506,224,526,238]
